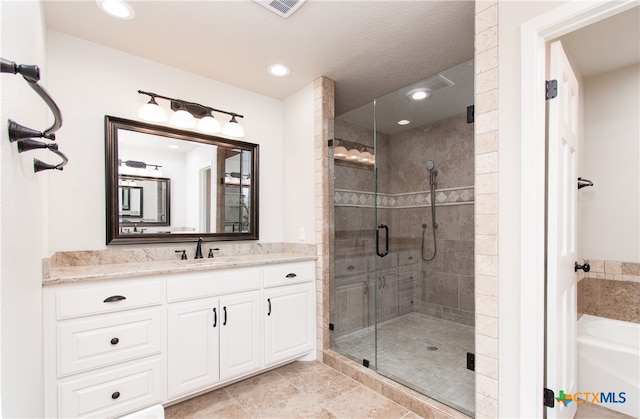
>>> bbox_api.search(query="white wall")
[46,31,285,251]
[282,83,315,243]
[580,64,640,262]
[0,2,47,416]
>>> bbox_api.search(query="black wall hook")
[577,177,593,189]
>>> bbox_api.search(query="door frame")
[518,1,638,416]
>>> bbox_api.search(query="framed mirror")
[106,116,259,244]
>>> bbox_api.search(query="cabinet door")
[167,298,219,398]
[264,283,314,366]
[219,291,262,380]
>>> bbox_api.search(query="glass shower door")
[330,101,377,368]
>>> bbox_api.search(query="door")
[546,40,579,419]
[167,297,220,398]
[264,283,314,366]
[219,291,262,380]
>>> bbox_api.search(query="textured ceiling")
[42,0,475,115]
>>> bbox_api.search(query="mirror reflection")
[106,116,259,244]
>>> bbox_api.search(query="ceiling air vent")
[253,0,306,18]
[425,74,455,92]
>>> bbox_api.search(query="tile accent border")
[335,187,474,208]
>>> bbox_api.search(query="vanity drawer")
[56,279,162,320]
[263,261,315,288]
[58,308,162,377]
[166,267,260,302]
[58,356,165,418]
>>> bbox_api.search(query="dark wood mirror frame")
[105,115,259,245]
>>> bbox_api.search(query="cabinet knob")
[111,391,120,399]
[110,337,119,345]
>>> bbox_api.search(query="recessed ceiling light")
[168,144,179,149]
[97,0,135,20]
[408,88,431,101]
[268,64,291,77]
[398,120,411,126]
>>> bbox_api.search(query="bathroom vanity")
[42,255,316,418]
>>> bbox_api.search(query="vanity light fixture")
[119,159,163,177]
[332,138,375,165]
[137,90,245,138]
[96,0,135,20]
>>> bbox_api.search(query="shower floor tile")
[333,312,475,415]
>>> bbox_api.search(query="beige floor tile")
[323,385,409,419]
[276,360,329,380]
[253,392,336,419]
[575,403,635,418]
[290,366,361,402]
[165,388,235,418]
[197,402,251,419]
[226,370,301,415]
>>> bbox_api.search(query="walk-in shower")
[329,60,475,416]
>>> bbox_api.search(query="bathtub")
[577,314,639,418]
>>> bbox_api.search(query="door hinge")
[466,352,475,371]
[328,139,334,147]
[466,105,474,123]
[543,388,555,408]
[328,322,334,331]
[546,80,558,100]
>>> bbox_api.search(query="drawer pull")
[267,298,271,316]
[111,391,120,400]
[408,256,414,260]
[212,308,217,328]
[285,273,297,278]
[223,306,227,326]
[103,295,126,303]
[110,337,119,345]
[347,265,355,270]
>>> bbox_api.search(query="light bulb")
[334,145,348,158]
[198,114,222,134]
[170,108,196,128]
[138,97,167,122]
[347,148,360,160]
[360,151,374,163]
[222,116,245,138]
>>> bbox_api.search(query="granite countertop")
[44,253,317,286]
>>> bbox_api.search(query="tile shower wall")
[382,113,475,326]
[333,113,475,328]
[577,260,640,323]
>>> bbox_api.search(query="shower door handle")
[376,224,389,257]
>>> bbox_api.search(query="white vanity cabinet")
[44,259,316,418]
[166,267,263,399]
[263,262,315,366]
[43,277,166,419]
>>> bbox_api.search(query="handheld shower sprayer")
[426,160,438,186]
[422,160,438,261]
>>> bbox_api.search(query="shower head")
[426,160,435,171]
